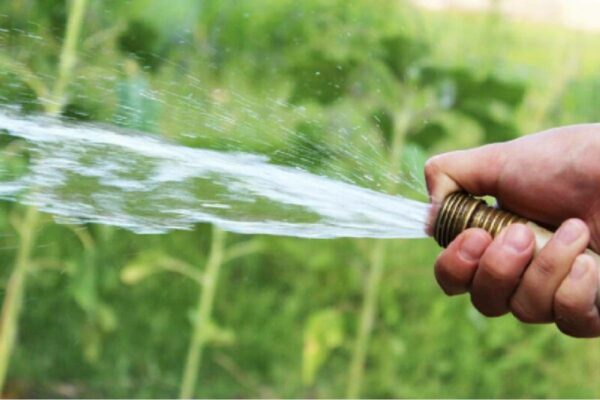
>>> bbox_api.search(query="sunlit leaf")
[205,320,236,347]
[120,254,163,285]
[68,256,97,313]
[302,308,344,386]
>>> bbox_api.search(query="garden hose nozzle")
[433,192,526,248]
[433,192,600,307]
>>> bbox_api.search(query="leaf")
[185,311,236,347]
[407,121,448,150]
[302,308,344,386]
[82,321,101,364]
[117,20,163,71]
[419,66,526,111]
[68,256,97,313]
[97,303,118,333]
[121,251,203,285]
[416,66,525,145]
[380,34,428,80]
[205,320,236,347]
[120,259,162,285]
[223,239,264,263]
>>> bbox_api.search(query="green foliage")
[302,308,345,386]
[114,71,160,132]
[289,55,353,105]
[1,0,600,398]
[117,20,163,72]
[419,67,526,142]
[553,77,600,124]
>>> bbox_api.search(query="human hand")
[424,124,600,337]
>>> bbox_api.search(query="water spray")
[433,192,600,306]
[2,110,600,308]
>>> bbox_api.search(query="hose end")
[433,192,526,248]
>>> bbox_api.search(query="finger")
[434,228,492,296]
[510,219,590,323]
[554,254,600,338]
[470,224,535,317]
[424,143,507,205]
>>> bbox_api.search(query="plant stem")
[46,0,88,116]
[179,227,227,399]
[346,109,411,398]
[346,239,386,399]
[0,0,87,392]
[0,207,38,391]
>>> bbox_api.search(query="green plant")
[0,1,599,397]
[0,0,89,391]
[121,228,263,398]
[179,227,226,399]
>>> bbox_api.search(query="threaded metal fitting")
[433,192,527,248]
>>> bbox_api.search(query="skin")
[424,124,600,338]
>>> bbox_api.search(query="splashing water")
[0,109,430,238]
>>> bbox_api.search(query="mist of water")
[0,109,430,238]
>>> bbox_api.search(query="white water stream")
[0,109,430,238]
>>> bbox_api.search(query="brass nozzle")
[433,192,527,248]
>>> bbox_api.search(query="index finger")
[424,143,508,205]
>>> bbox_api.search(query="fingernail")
[556,219,585,245]
[569,257,589,280]
[459,234,487,263]
[502,224,530,252]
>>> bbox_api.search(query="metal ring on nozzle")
[433,192,526,248]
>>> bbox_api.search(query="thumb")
[424,142,508,210]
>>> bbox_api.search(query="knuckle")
[470,292,506,318]
[555,323,575,337]
[434,256,451,279]
[553,292,581,317]
[434,260,456,294]
[531,252,556,278]
[424,158,441,181]
[554,314,600,338]
[446,267,467,285]
[555,317,583,338]
[440,284,462,296]
[553,294,600,338]
[471,295,493,317]
[478,308,498,318]
[510,297,540,323]
[434,262,467,296]
[471,297,506,318]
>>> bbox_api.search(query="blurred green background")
[1,0,600,397]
